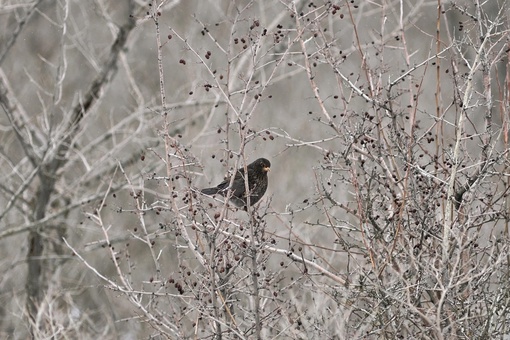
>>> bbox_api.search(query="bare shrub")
[0,0,509,338]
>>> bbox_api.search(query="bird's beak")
[263,166,271,172]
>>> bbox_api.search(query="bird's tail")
[201,187,220,195]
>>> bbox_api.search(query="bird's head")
[256,158,271,173]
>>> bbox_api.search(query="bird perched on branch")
[201,158,271,207]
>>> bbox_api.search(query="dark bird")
[201,158,271,207]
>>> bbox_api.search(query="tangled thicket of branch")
[0,0,509,339]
